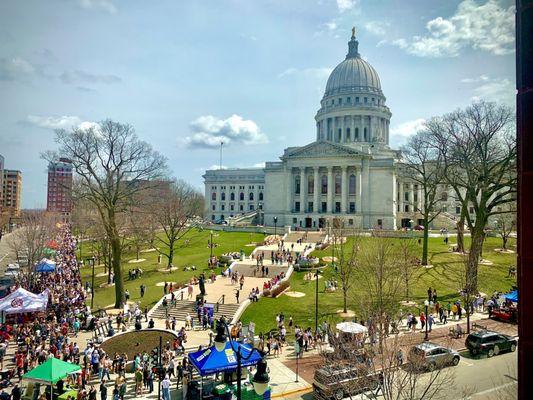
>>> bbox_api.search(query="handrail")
[215,294,225,313]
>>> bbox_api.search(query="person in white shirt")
[161,375,171,400]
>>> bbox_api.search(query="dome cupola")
[315,28,392,146]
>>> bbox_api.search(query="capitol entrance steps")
[285,231,326,243]
[150,300,241,322]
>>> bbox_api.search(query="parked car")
[408,342,460,371]
[313,364,382,400]
[490,307,517,323]
[465,330,517,357]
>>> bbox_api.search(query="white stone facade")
[203,32,461,230]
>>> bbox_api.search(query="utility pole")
[220,141,224,170]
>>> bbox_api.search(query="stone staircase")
[150,300,241,322]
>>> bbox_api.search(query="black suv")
[465,330,517,357]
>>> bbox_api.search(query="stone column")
[357,168,362,210]
[398,180,404,213]
[360,116,364,141]
[286,169,293,212]
[369,116,374,142]
[350,116,355,143]
[341,166,348,213]
[300,167,307,213]
[361,159,370,227]
[313,167,320,213]
[327,166,334,214]
[340,117,346,143]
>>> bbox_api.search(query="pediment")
[283,140,360,159]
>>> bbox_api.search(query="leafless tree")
[397,238,418,301]
[330,218,360,314]
[354,235,406,349]
[317,320,457,400]
[70,196,98,261]
[6,211,58,268]
[149,180,204,268]
[492,203,516,251]
[401,131,445,266]
[427,101,516,296]
[43,120,167,307]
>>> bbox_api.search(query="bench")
[448,327,465,339]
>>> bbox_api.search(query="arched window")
[335,174,341,194]
[230,192,235,201]
[211,192,216,201]
[355,127,359,140]
[346,128,351,142]
[337,128,342,142]
[364,127,367,140]
[239,192,244,201]
[327,130,332,141]
[221,192,226,201]
[259,192,263,201]
[321,175,328,194]
[308,175,314,194]
[249,192,254,201]
[295,175,301,194]
[349,174,356,194]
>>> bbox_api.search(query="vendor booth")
[491,290,518,323]
[23,357,81,400]
[35,259,56,273]
[0,287,49,320]
[188,341,269,399]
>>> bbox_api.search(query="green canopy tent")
[23,358,81,400]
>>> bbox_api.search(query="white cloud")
[278,67,333,79]
[60,70,121,84]
[26,115,98,130]
[183,114,268,149]
[461,75,515,104]
[0,57,37,81]
[325,21,337,31]
[390,0,514,57]
[336,0,358,13]
[252,162,266,168]
[390,118,426,138]
[364,21,390,37]
[78,0,117,14]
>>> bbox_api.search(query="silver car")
[408,342,460,371]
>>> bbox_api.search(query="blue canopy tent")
[35,259,56,273]
[188,341,262,376]
[505,290,518,302]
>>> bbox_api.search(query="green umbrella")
[23,357,81,384]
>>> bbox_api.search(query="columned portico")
[327,166,334,213]
[300,168,307,212]
[341,166,348,213]
[313,167,319,212]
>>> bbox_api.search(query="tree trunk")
[466,227,484,295]
[502,235,508,250]
[422,216,429,265]
[343,289,348,313]
[456,212,465,253]
[168,246,174,269]
[111,235,124,308]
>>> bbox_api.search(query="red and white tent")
[0,287,49,315]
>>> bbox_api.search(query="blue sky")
[0,0,515,208]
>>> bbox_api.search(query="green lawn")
[240,235,517,334]
[79,229,265,310]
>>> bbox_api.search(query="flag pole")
[219,141,224,170]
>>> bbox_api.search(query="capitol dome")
[315,29,391,146]
[324,32,382,97]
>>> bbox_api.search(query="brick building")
[46,158,73,217]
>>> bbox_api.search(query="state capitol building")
[204,31,459,230]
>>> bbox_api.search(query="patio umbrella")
[336,321,368,334]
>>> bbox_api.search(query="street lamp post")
[209,230,214,259]
[315,269,319,335]
[214,320,270,400]
[423,300,433,341]
[273,217,278,238]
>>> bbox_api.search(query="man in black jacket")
[100,380,107,400]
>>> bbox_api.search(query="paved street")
[281,350,517,400]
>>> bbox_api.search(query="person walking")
[161,375,171,400]
[235,289,240,304]
[140,284,146,298]
[428,314,434,332]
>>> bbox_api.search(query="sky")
[0,0,516,208]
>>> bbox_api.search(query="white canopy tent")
[0,287,49,316]
[336,321,368,334]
